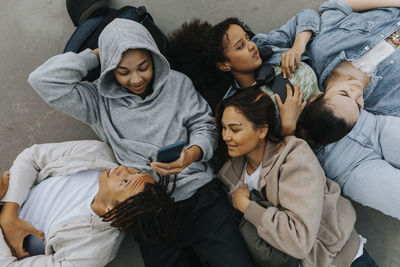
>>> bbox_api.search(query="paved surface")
[0,0,399,266]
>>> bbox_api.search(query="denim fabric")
[315,110,400,219]
[252,9,320,66]
[253,0,400,117]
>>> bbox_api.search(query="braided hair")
[101,174,182,242]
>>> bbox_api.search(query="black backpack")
[64,6,169,81]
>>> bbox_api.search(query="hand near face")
[0,171,10,199]
[232,184,251,213]
[281,30,313,79]
[0,203,44,258]
[281,47,302,79]
[276,84,306,136]
[150,145,202,176]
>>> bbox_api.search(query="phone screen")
[156,141,185,163]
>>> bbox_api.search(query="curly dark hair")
[214,87,280,166]
[168,19,231,111]
[203,17,255,71]
[168,18,254,111]
[296,95,354,149]
[101,174,182,242]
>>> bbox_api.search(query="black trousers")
[138,179,254,267]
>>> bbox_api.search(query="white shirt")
[243,163,262,192]
[19,169,100,237]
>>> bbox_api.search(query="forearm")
[340,0,400,11]
[292,31,312,53]
[28,50,100,124]
[0,203,19,226]
[28,49,98,98]
[185,82,218,161]
[186,145,203,163]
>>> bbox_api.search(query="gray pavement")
[0,0,399,266]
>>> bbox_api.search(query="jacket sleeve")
[0,225,123,267]
[1,140,118,206]
[28,49,101,125]
[244,139,325,259]
[252,9,320,53]
[180,76,218,161]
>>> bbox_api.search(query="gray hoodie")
[28,19,218,201]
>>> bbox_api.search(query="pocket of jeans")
[339,20,373,34]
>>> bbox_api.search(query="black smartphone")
[23,234,45,256]
[156,141,185,163]
[270,73,294,104]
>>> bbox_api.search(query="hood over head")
[97,18,170,102]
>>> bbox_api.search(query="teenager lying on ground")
[0,140,179,267]
[169,0,400,219]
[169,13,321,136]
[216,88,377,267]
[28,19,254,267]
[284,0,400,219]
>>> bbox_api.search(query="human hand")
[232,184,251,213]
[92,48,100,61]
[150,146,202,176]
[276,83,306,136]
[0,203,44,258]
[0,170,10,199]
[281,30,312,79]
[281,47,304,79]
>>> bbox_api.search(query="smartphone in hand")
[156,141,185,163]
[23,234,45,256]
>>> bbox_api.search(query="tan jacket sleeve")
[244,138,325,259]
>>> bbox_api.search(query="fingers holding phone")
[150,143,202,176]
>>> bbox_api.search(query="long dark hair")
[296,96,354,149]
[214,88,280,166]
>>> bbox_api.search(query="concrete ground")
[0,0,399,266]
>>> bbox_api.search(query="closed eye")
[237,42,244,49]
[340,91,361,112]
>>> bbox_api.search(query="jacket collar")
[221,139,285,202]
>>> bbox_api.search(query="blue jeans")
[351,249,378,267]
[316,110,400,219]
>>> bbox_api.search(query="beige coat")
[218,136,359,267]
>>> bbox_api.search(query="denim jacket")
[0,140,123,267]
[253,0,400,117]
[225,8,320,100]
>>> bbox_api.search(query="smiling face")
[323,79,364,126]
[113,49,153,98]
[221,106,267,158]
[97,165,156,212]
[218,24,262,77]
